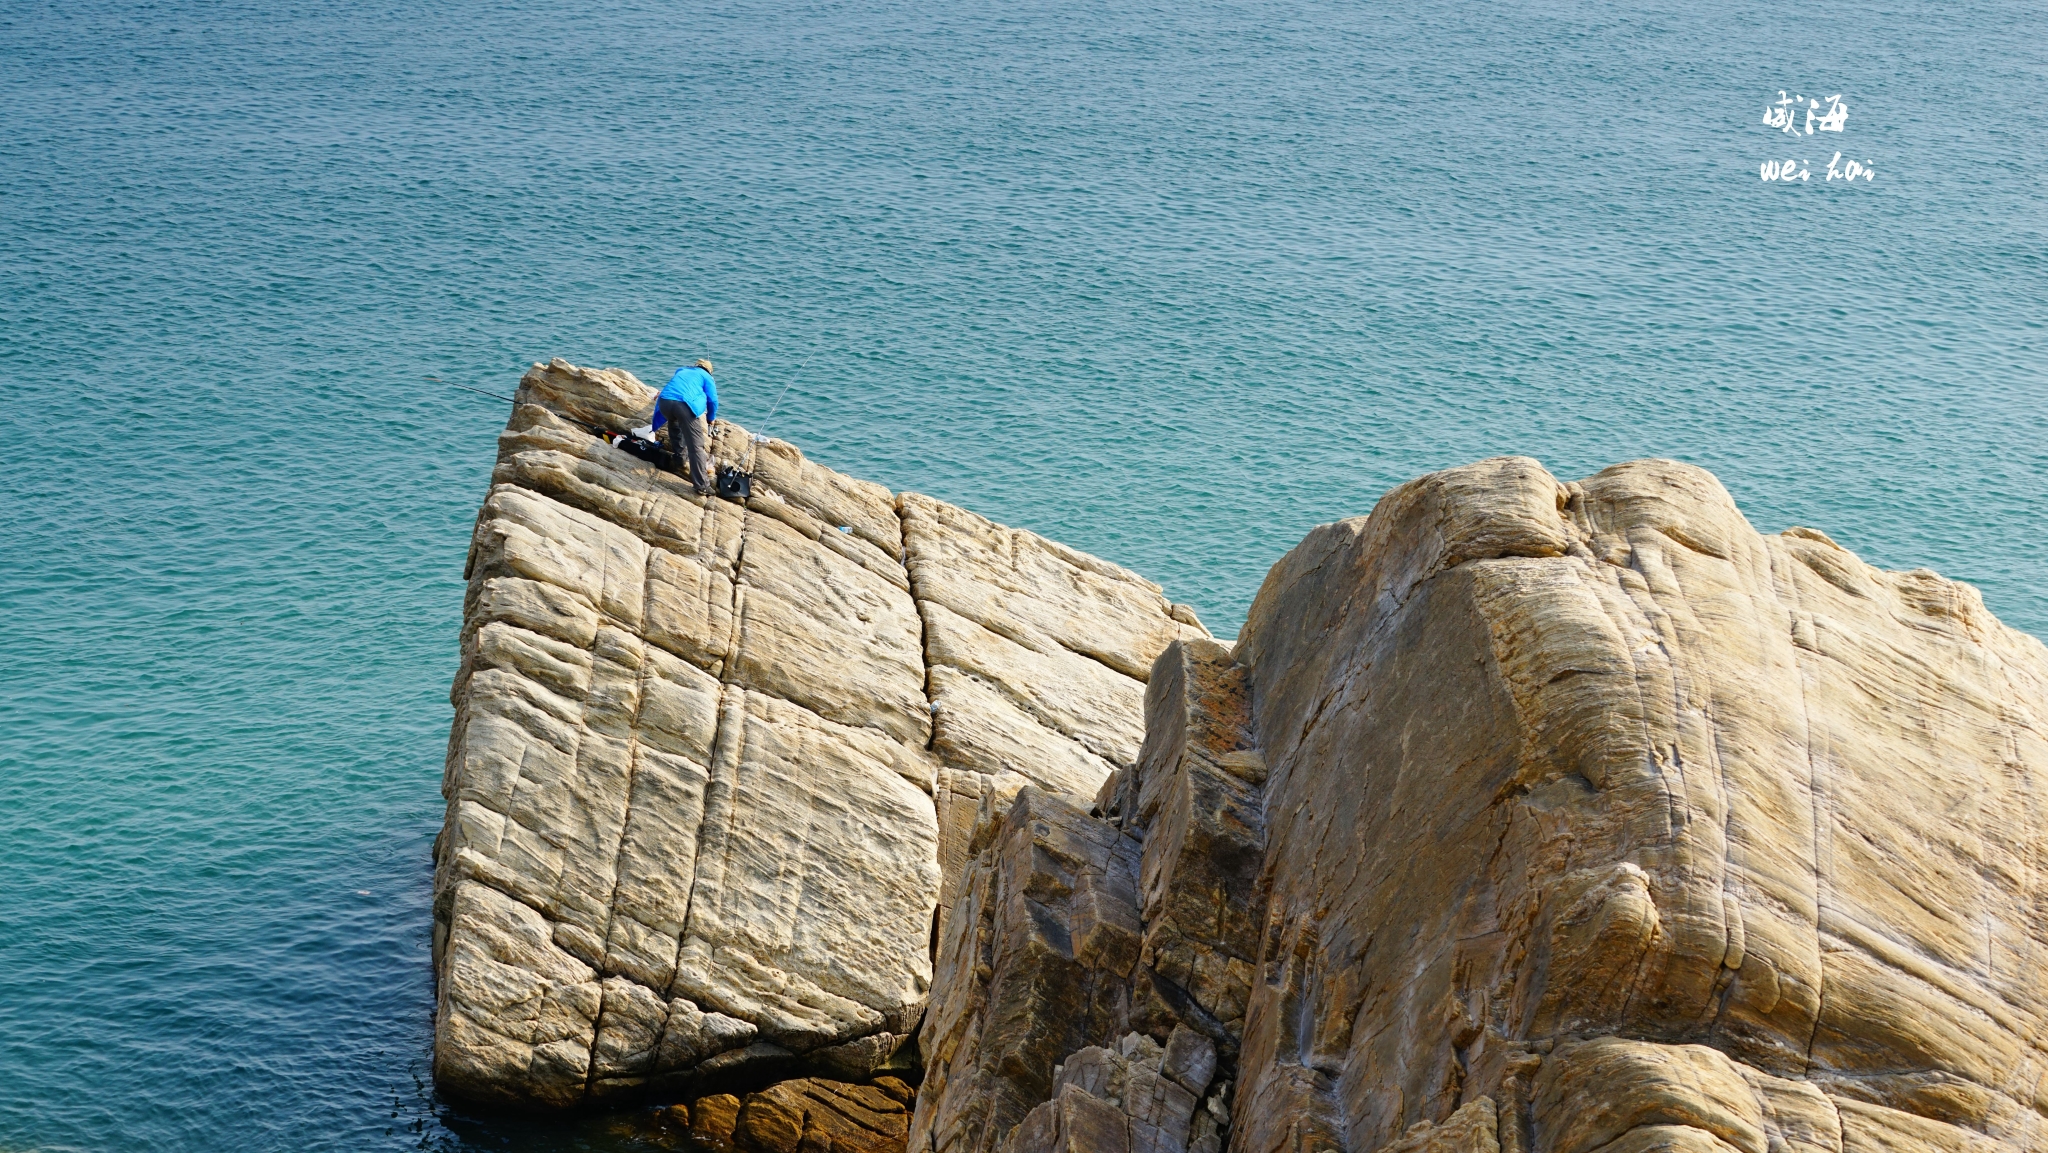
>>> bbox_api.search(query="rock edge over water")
[433,359,1206,1110]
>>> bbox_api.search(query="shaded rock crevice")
[910,636,1266,1153]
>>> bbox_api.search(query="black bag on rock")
[614,434,664,464]
[716,465,752,501]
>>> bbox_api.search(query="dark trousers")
[658,398,715,494]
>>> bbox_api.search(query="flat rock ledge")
[433,359,1207,1111]
[910,456,2048,1153]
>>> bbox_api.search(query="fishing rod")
[428,374,629,447]
[427,375,517,403]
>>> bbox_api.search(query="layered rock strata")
[675,1076,919,1153]
[909,456,2048,1153]
[432,359,1205,1109]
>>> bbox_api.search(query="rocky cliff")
[433,360,1206,1112]
[911,456,2048,1153]
[437,364,2048,1153]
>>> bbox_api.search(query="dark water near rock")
[2,0,2043,1148]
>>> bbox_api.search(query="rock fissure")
[580,595,660,1099]
[897,500,941,755]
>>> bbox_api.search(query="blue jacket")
[651,365,718,429]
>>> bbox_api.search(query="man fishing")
[650,358,719,495]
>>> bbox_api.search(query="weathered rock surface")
[1000,1030,1231,1153]
[433,359,1204,1110]
[683,1077,914,1153]
[440,371,2048,1153]
[909,455,2048,1153]
[597,1078,916,1151]
[912,638,1260,1153]
[913,786,1146,1153]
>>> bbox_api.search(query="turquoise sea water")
[2,0,2043,1148]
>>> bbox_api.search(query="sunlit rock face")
[909,454,2048,1153]
[434,365,2048,1153]
[431,359,1205,1111]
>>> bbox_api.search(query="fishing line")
[764,354,813,422]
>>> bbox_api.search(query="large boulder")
[1225,457,2048,1153]
[909,455,2048,1153]
[432,359,1205,1109]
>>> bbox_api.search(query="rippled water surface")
[3,0,2044,1148]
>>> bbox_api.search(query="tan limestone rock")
[750,437,903,562]
[911,452,2044,1153]
[1122,639,1264,1037]
[1224,456,2048,1153]
[928,666,1119,798]
[434,360,1197,1112]
[730,512,929,745]
[899,492,1200,681]
[1375,1099,1500,1153]
[921,598,1148,769]
[693,1092,745,1150]
[666,685,940,1050]
[517,357,660,432]
[913,788,1146,1153]
[992,1031,1218,1153]
[431,880,603,1108]
[446,362,2048,1153]
[741,1078,914,1153]
[911,641,1255,1153]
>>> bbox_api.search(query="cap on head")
[694,358,715,374]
